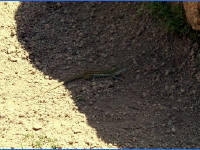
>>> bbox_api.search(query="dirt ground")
[0,1,200,149]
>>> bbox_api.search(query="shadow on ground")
[15,2,200,148]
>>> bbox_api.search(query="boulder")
[183,2,200,31]
[169,2,200,31]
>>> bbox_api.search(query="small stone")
[99,83,104,88]
[88,58,94,62]
[171,85,176,90]
[100,53,108,58]
[108,82,114,88]
[82,87,87,91]
[192,90,196,94]
[136,29,143,36]
[85,141,90,145]
[132,58,138,65]
[44,24,50,29]
[30,71,36,75]
[180,88,185,93]
[73,130,81,134]
[142,50,145,54]
[21,55,27,59]
[7,45,16,54]
[165,85,169,91]
[8,57,18,62]
[57,146,62,149]
[172,126,176,132]
[177,98,182,102]
[168,120,173,126]
[155,75,160,81]
[35,61,41,66]
[44,75,50,79]
[142,92,147,97]
[165,70,170,76]
[89,101,94,105]
[92,82,96,86]
[18,121,23,124]
[32,124,42,131]
[68,141,73,145]
[19,114,25,117]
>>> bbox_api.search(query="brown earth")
[0,1,200,149]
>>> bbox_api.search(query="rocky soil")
[0,2,200,148]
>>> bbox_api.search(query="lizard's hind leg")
[111,75,124,81]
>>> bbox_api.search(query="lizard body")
[30,67,127,100]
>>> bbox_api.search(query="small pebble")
[171,85,176,90]
[165,70,170,76]
[165,85,169,91]
[177,98,182,102]
[142,92,147,97]
[100,53,108,58]
[172,126,176,132]
[7,45,16,54]
[35,61,41,66]
[180,88,185,93]
[68,141,73,145]
[32,124,42,131]
[8,57,18,62]
[44,75,50,79]
[19,114,25,117]
[18,121,23,124]
[192,90,196,94]
[82,87,87,91]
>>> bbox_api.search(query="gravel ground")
[0,1,200,148]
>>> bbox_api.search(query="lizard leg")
[112,75,124,81]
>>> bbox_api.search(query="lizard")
[29,67,127,100]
